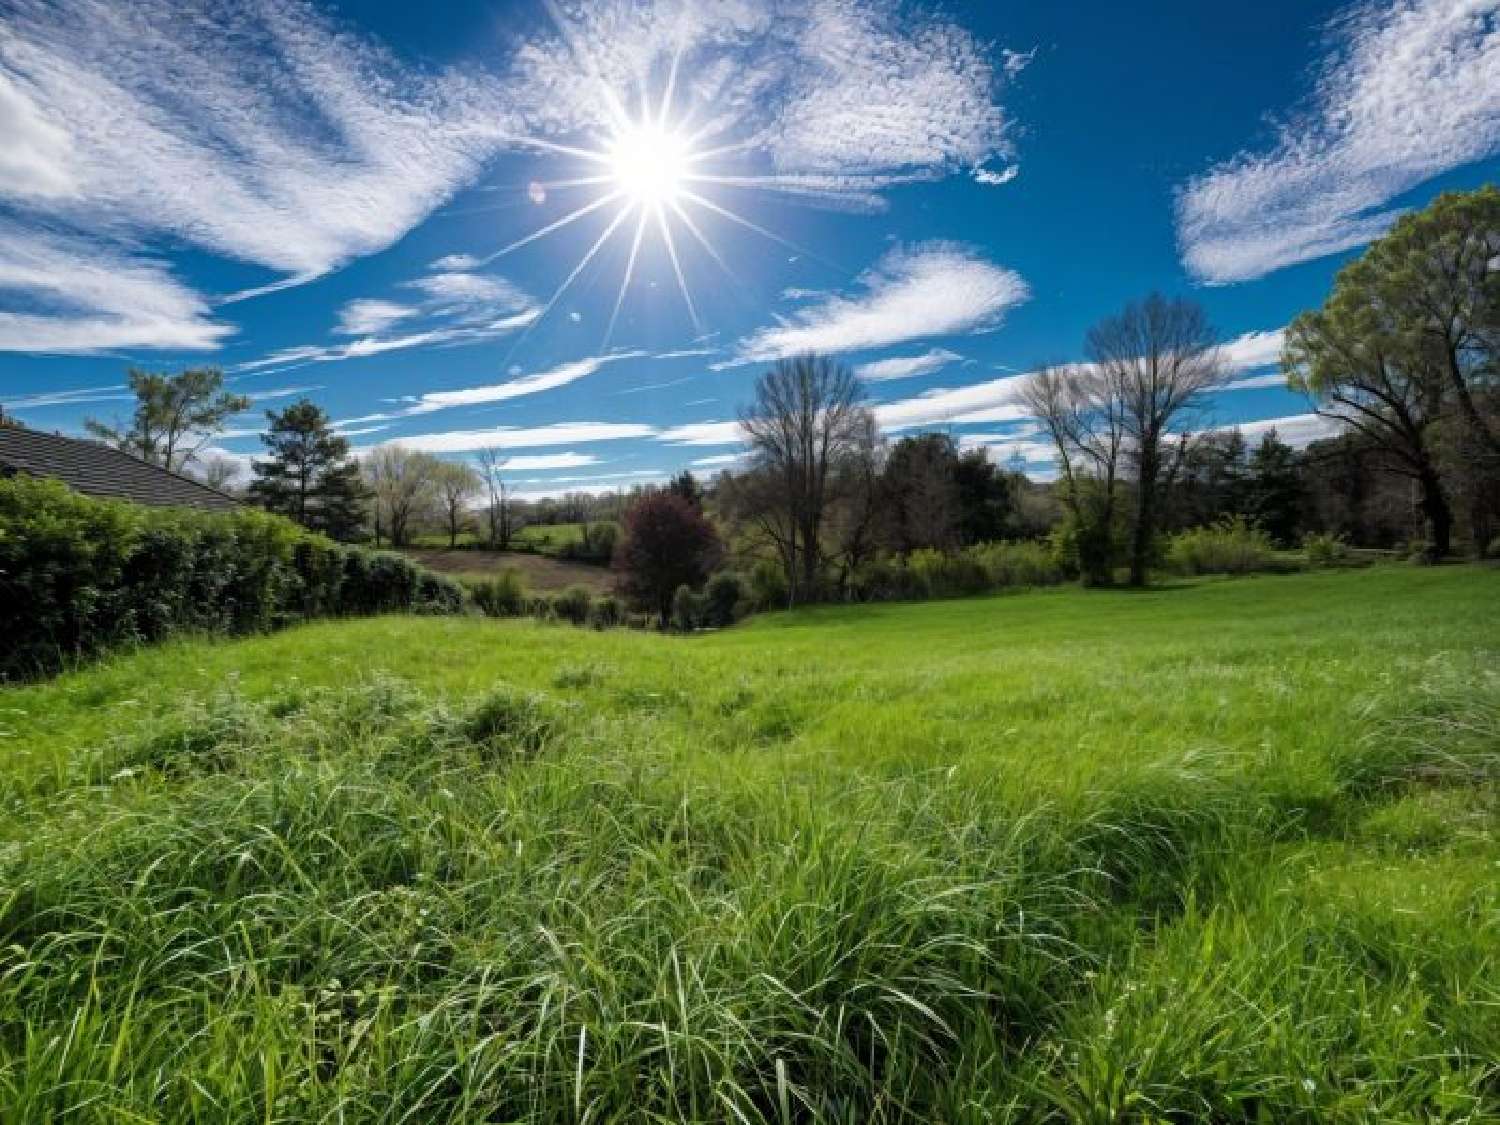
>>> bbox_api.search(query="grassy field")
[1,566,1496,1121]
[402,546,615,593]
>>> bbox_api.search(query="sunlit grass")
[1,566,1496,1120]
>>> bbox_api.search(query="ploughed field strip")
[1,566,1496,1121]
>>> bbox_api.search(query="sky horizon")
[2,0,1498,498]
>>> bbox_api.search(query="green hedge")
[0,476,463,679]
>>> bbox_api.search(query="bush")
[1303,532,1350,568]
[589,595,623,629]
[671,583,703,632]
[969,540,1069,588]
[557,521,620,564]
[467,570,526,618]
[551,585,594,626]
[0,476,461,679]
[748,558,790,610]
[702,572,747,627]
[1166,517,1278,576]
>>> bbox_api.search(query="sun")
[608,121,691,206]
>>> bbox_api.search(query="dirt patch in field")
[403,548,616,594]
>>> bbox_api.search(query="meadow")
[1,565,1496,1121]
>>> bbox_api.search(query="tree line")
[48,185,1497,615]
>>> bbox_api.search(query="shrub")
[748,558,789,610]
[671,583,703,632]
[589,595,623,629]
[1166,517,1278,576]
[702,571,747,627]
[969,540,1068,588]
[467,570,526,618]
[0,475,460,679]
[551,585,594,626]
[1303,531,1350,568]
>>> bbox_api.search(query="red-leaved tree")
[612,491,723,624]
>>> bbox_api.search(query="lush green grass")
[1,566,1496,1121]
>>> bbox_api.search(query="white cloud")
[728,243,1028,365]
[405,353,638,413]
[2,381,134,410]
[1215,412,1340,448]
[336,299,418,337]
[375,422,657,455]
[0,223,232,353]
[0,0,512,280]
[429,253,482,272]
[236,311,540,374]
[1177,0,1500,284]
[1221,328,1287,371]
[972,165,1019,186]
[691,452,746,467]
[854,347,962,382]
[874,374,1031,430]
[657,420,746,446]
[410,272,531,309]
[508,0,1014,209]
[482,452,600,472]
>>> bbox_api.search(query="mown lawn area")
[1,565,1496,1121]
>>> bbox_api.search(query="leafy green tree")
[85,367,249,471]
[248,399,367,541]
[1284,293,1454,558]
[1243,430,1304,546]
[952,449,1016,545]
[432,461,482,548]
[667,470,704,509]
[1345,187,1499,464]
[881,433,959,553]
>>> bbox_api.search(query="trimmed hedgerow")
[0,475,462,679]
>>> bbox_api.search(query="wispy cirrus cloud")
[509,0,1018,210]
[371,422,657,455]
[657,420,746,446]
[336,299,419,338]
[726,243,1028,366]
[1177,0,1500,284]
[854,347,963,382]
[0,223,232,353]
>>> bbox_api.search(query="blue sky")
[2,0,1499,496]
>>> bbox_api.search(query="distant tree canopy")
[362,445,442,548]
[249,399,368,542]
[613,491,723,624]
[85,367,249,472]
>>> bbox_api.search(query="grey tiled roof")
[0,426,241,511]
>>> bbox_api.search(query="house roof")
[0,425,241,511]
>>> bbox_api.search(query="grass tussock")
[0,565,1497,1121]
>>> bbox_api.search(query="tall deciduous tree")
[1284,294,1454,558]
[1347,186,1499,464]
[432,461,482,548]
[248,399,367,541]
[738,355,874,602]
[1021,363,1126,585]
[1086,294,1224,586]
[475,448,516,550]
[612,491,723,625]
[362,445,440,548]
[881,433,960,553]
[85,367,249,471]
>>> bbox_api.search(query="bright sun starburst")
[608,122,691,206]
[480,22,824,352]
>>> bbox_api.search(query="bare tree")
[1020,363,1126,585]
[475,448,516,550]
[1086,294,1224,585]
[738,355,874,603]
[362,445,440,547]
[196,455,243,494]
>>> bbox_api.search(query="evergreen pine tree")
[1245,430,1305,546]
[249,399,368,541]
